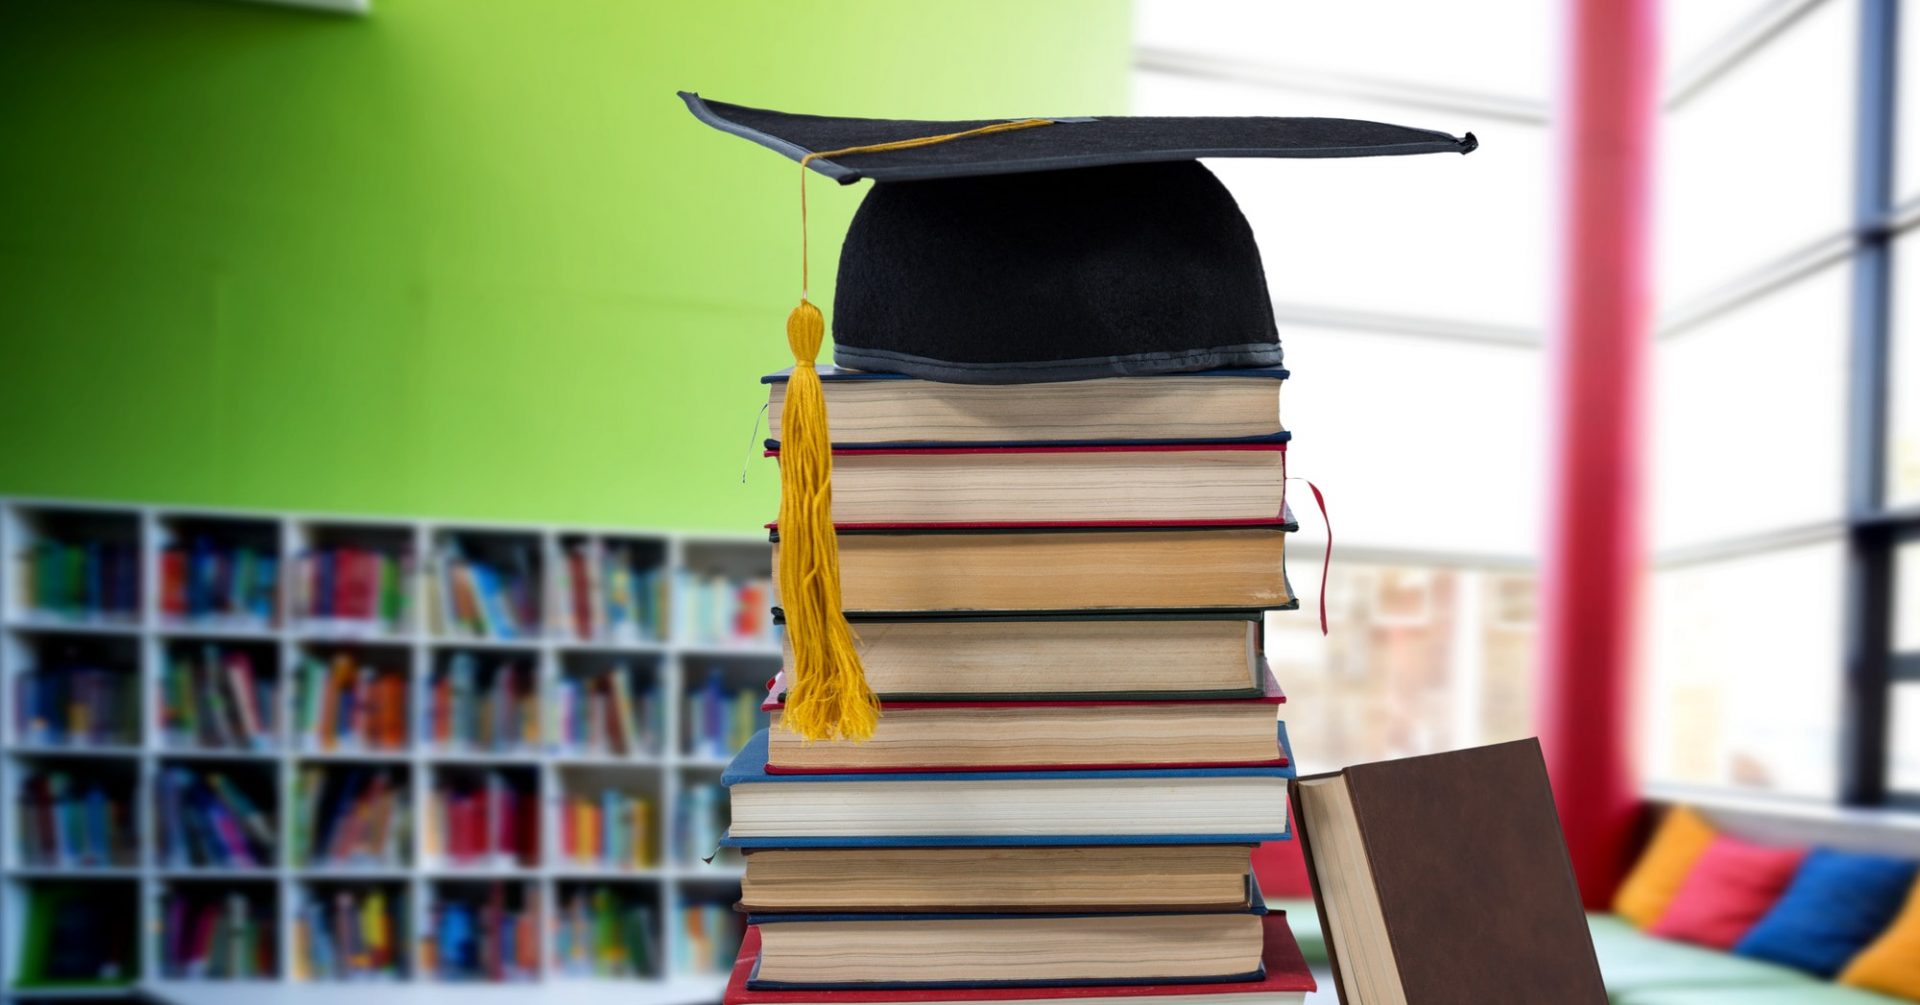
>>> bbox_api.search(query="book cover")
[1290,739,1607,1005]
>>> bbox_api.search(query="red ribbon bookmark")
[1303,479,1331,637]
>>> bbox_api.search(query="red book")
[161,550,187,617]
[569,549,593,639]
[724,915,1314,1004]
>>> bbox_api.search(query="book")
[425,652,537,753]
[160,539,278,628]
[779,612,1266,700]
[773,525,1294,615]
[723,914,1312,1004]
[425,770,537,867]
[430,883,539,981]
[1289,739,1606,1005]
[677,898,746,975]
[763,667,1285,772]
[552,664,662,756]
[13,665,139,746]
[15,770,137,866]
[550,540,666,642]
[292,887,402,981]
[292,546,411,633]
[721,728,1292,846]
[294,767,408,867]
[294,652,407,751]
[161,888,275,979]
[739,845,1254,914]
[18,537,140,623]
[557,789,655,868]
[156,767,274,868]
[746,886,1267,989]
[673,569,777,647]
[161,645,277,750]
[762,366,1288,449]
[433,539,540,640]
[791,444,1287,527]
[689,670,770,760]
[555,886,658,977]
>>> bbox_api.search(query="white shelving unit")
[0,498,775,1005]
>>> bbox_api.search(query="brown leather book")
[1289,738,1606,1005]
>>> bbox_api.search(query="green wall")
[0,0,1131,530]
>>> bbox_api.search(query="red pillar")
[1538,0,1659,907]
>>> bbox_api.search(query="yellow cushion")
[1840,877,1920,999]
[1613,806,1718,928]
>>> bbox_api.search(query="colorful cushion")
[1735,849,1917,976]
[1841,875,1920,1000]
[1615,807,1720,928]
[1648,835,1804,950]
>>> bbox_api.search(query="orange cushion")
[1613,806,1718,928]
[1840,876,1920,999]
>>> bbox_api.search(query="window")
[1650,0,1916,808]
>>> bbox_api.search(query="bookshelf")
[1,498,775,1005]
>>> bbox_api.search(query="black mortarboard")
[684,91,1474,743]
[681,92,1476,383]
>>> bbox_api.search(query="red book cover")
[559,794,576,860]
[723,915,1314,1004]
[161,549,187,617]
[569,549,593,639]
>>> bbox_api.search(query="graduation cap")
[682,92,1475,740]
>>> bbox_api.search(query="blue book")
[720,725,1293,848]
[746,885,1270,991]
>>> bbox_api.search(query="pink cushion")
[1648,835,1805,949]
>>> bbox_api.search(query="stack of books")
[292,886,404,981]
[717,367,1316,1004]
[162,645,277,750]
[157,767,276,869]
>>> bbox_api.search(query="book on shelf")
[293,766,408,867]
[553,663,662,756]
[739,845,1255,915]
[724,914,1314,1005]
[1290,739,1607,1005]
[156,766,275,868]
[424,883,540,982]
[721,729,1293,846]
[426,652,538,753]
[424,771,539,867]
[676,899,745,976]
[16,882,137,986]
[160,538,278,627]
[162,888,276,980]
[763,666,1285,772]
[688,670,769,760]
[15,769,137,867]
[291,887,403,981]
[779,612,1269,700]
[430,539,539,640]
[162,644,277,750]
[675,779,731,865]
[747,887,1268,989]
[782,443,1287,526]
[14,536,140,622]
[551,539,667,642]
[761,365,1287,448]
[294,652,407,751]
[771,523,1295,615]
[13,666,138,746]
[558,789,655,868]
[292,545,411,632]
[555,886,658,977]
[673,569,777,647]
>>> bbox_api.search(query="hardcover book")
[1289,739,1606,1005]
[771,523,1297,615]
[723,914,1315,1005]
[762,366,1287,449]
[763,666,1285,772]
[722,727,1294,847]
[738,844,1256,914]
[776,443,1288,527]
[779,611,1270,701]
[745,886,1269,989]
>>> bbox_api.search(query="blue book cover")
[720,724,1293,849]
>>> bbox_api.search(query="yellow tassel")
[776,298,878,742]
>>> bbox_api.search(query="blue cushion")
[1733,848,1918,977]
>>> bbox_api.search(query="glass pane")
[1132,70,1551,330]
[1652,264,1848,552]
[1658,0,1854,313]
[1275,324,1542,556]
[1268,565,1537,775]
[1892,683,1920,794]
[1646,540,1844,798]
[1897,539,1920,653]
[1665,1,1782,81]
[1889,235,1920,507]
[1134,0,1554,102]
